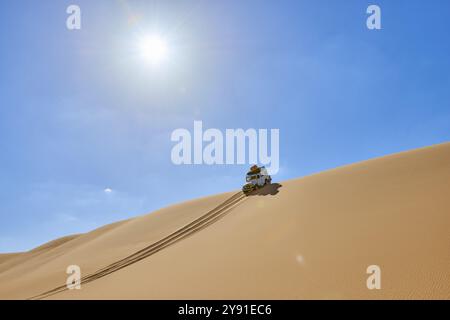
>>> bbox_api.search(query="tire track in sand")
[30,192,247,300]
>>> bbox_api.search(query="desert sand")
[0,143,449,300]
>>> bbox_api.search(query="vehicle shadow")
[249,183,282,196]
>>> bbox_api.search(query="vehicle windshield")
[246,175,258,182]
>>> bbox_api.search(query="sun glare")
[138,34,169,65]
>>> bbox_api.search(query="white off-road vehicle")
[242,165,272,195]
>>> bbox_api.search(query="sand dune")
[0,143,449,299]
[0,254,22,266]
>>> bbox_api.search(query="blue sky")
[1,0,449,252]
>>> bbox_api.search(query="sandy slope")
[0,143,449,299]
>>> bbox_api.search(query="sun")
[137,34,169,65]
